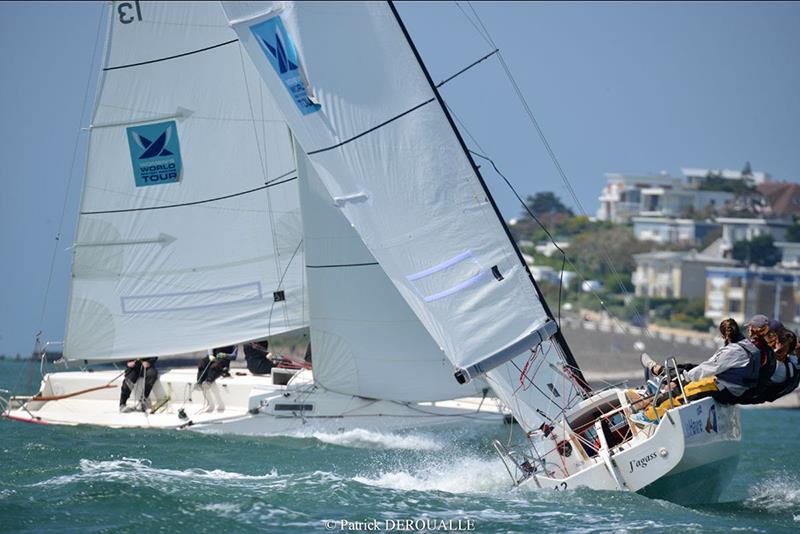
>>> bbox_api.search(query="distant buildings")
[682,166,770,187]
[757,181,800,218]
[632,250,737,300]
[596,171,738,223]
[632,217,719,246]
[705,267,799,329]
[717,217,790,258]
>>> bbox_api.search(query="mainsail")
[223,1,588,429]
[65,2,305,360]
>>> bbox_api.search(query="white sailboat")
[1,1,507,433]
[220,0,741,503]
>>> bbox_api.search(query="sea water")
[1,360,798,533]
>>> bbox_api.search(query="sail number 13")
[118,1,142,24]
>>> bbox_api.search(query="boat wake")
[353,456,511,494]
[296,429,444,450]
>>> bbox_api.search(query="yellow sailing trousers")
[643,376,719,420]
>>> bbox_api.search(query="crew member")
[634,318,762,421]
[119,357,159,412]
[196,346,234,384]
[245,341,274,375]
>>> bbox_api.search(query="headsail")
[65,2,305,360]
[223,1,587,428]
[296,144,484,401]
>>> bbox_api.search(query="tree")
[569,226,651,277]
[731,234,781,266]
[786,221,800,243]
[522,192,574,218]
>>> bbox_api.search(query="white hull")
[637,397,740,504]
[506,392,740,504]
[2,367,507,435]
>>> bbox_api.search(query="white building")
[776,242,800,268]
[597,172,734,223]
[717,217,791,258]
[632,250,737,300]
[528,265,577,287]
[632,217,720,245]
[705,267,798,328]
[535,240,570,257]
[683,167,771,187]
[597,172,683,223]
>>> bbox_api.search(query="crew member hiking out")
[632,317,766,421]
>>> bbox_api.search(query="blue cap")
[768,319,785,332]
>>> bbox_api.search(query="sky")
[1,1,799,356]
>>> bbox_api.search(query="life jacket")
[761,358,800,403]
[716,338,763,388]
[733,337,777,405]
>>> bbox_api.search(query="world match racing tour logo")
[126,120,182,187]
[250,16,320,115]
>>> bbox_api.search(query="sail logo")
[250,17,320,115]
[126,120,182,187]
[259,29,297,74]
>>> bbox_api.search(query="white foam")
[353,456,512,494]
[746,476,800,512]
[34,457,279,488]
[294,429,443,450]
[198,503,242,515]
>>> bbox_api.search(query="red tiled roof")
[757,182,800,217]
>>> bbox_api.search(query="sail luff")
[386,1,586,385]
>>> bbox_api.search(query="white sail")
[296,146,484,401]
[65,2,305,361]
[223,1,587,428]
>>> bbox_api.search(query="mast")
[386,1,586,386]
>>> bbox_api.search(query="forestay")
[223,1,586,428]
[65,2,306,360]
[296,146,483,402]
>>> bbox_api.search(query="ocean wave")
[745,475,800,513]
[301,429,443,450]
[353,456,512,494]
[32,457,279,489]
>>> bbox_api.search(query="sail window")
[406,251,488,303]
[273,290,286,302]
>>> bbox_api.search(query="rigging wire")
[453,1,655,339]
[237,44,291,331]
